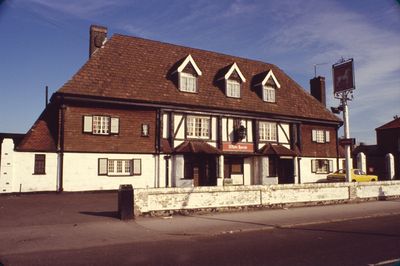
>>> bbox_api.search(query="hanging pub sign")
[332,58,355,95]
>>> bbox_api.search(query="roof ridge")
[113,33,278,69]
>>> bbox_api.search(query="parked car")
[327,169,378,182]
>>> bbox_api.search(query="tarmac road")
[0,192,399,266]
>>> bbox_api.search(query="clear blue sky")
[0,0,399,144]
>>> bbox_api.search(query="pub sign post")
[332,58,355,182]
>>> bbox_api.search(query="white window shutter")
[110,117,119,134]
[328,160,333,173]
[98,158,108,175]
[311,160,316,173]
[312,130,317,142]
[133,159,141,175]
[83,116,93,133]
[325,131,330,142]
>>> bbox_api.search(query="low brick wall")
[133,181,400,215]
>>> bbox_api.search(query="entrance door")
[278,159,294,184]
[185,155,217,186]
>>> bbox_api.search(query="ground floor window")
[224,157,244,178]
[184,155,195,179]
[98,158,141,176]
[34,154,46,174]
[311,159,333,174]
[268,157,277,177]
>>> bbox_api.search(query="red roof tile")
[258,143,297,157]
[17,108,57,152]
[376,117,400,130]
[174,141,220,154]
[58,34,341,123]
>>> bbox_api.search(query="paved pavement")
[0,192,400,265]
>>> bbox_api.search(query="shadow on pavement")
[79,211,119,219]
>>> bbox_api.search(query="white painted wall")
[222,118,228,142]
[1,139,15,193]
[15,152,58,192]
[278,123,290,144]
[211,117,217,141]
[244,157,252,185]
[174,114,184,139]
[1,138,58,193]
[299,157,344,183]
[62,153,156,191]
[162,113,169,138]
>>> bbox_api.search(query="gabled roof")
[258,143,297,157]
[174,140,220,154]
[175,54,202,76]
[57,34,340,123]
[17,107,57,152]
[376,117,400,130]
[257,69,281,89]
[223,62,246,82]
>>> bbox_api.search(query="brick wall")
[63,106,157,153]
[300,124,338,157]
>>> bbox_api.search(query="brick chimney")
[89,25,107,58]
[310,76,326,106]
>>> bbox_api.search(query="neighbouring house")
[353,116,400,180]
[0,25,345,193]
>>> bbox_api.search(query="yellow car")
[327,169,378,182]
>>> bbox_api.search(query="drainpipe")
[164,155,171,187]
[336,125,340,171]
[297,157,301,184]
[57,103,66,193]
[155,109,161,188]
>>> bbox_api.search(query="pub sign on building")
[0,25,344,193]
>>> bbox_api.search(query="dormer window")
[180,72,197,92]
[263,85,275,102]
[174,54,202,93]
[221,63,246,99]
[227,79,241,98]
[256,70,281,103]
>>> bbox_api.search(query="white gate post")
[386,153,395,180]
[357,152,366,173]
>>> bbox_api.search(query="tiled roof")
[58,34,341,123]
[161,139,173,154]
[258,143,297,157]
[376,117,400,130]
[17,108,57,152]
[174,141,221,154]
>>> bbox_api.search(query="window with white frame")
[263,85,275,103]
[311,159,333,174]
[312,129,330,143]
[186,116,210,139]
[83,115,119,135]
[259,121,277,141]
[226,79,241,98]
[93,116,110,135]
[180,72,197,93]
[98,158,141,176]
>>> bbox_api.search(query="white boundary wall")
[134,181,400,215]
